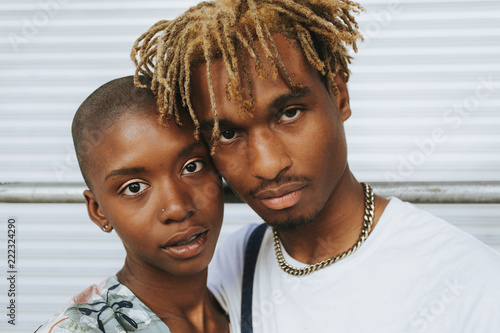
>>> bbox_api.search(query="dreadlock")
[131,0,363,153]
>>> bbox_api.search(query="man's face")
[85,111,223,276]
[191,34,352,232]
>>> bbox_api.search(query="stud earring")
[162,209,165,212]
[102,224,109,232]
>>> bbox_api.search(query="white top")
[208,198,500,333]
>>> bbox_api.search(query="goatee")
[266,211,319,233]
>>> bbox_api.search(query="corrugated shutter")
[347,0,500,182]
[0,0,499,331]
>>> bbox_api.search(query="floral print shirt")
[35,275,170,332]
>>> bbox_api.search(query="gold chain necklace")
[273,182,374,276]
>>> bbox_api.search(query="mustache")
[247,175,312,198]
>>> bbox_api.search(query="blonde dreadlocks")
[131,0,363,152]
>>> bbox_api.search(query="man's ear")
[83,190,113,233]
[333,69,352,122]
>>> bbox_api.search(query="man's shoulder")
[209,223,262,272]
[217,223,262,254]
[382,197,500,271]
[208,223,264,321]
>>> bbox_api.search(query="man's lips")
[254,183,306,210]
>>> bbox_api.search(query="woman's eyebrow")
[104,167,146,182]
[176,141,203,159]
[103,143,203,183]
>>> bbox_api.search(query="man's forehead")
[192,34,306,78]
[190,34,317,116]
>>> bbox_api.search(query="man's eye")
[220,130,236,142]
[182,160,204,174]
[280,108,302,122]
[121,182,149,196]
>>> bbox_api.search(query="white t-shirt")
[208,198,500,333]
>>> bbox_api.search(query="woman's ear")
[333,69,352,122]
[83,190,113,233]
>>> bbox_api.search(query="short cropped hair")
[131,0,363,152]
[72,75,156,191]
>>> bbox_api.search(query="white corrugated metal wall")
[0,0,499,331]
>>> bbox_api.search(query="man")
[132,0,500,331]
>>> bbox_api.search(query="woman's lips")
[255,183,306,210]
[162,229,209,259]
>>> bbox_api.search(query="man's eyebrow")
[200,119,234,132]
[104,167,146,182]
[200,119,215,133]
[199,86,312,132]
[270,86,313,111]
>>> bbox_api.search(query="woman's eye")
[121,182,148,196]
[220,130,236,142]
[182,160,204,174]
[280,108,302,122]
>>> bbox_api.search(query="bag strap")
[241,223,268,333]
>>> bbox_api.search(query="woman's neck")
[116,259,228,333]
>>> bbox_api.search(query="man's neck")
[277,173,389,265]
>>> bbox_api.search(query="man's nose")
[248,128,291,180]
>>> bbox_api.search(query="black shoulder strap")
[241,223,268,333]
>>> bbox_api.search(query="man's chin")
[264,213,318,233]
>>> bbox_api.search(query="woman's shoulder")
[35,315,88,333]
[35,275,170,332]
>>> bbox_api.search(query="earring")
[162,209,165,212]
[102,224,109,232]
